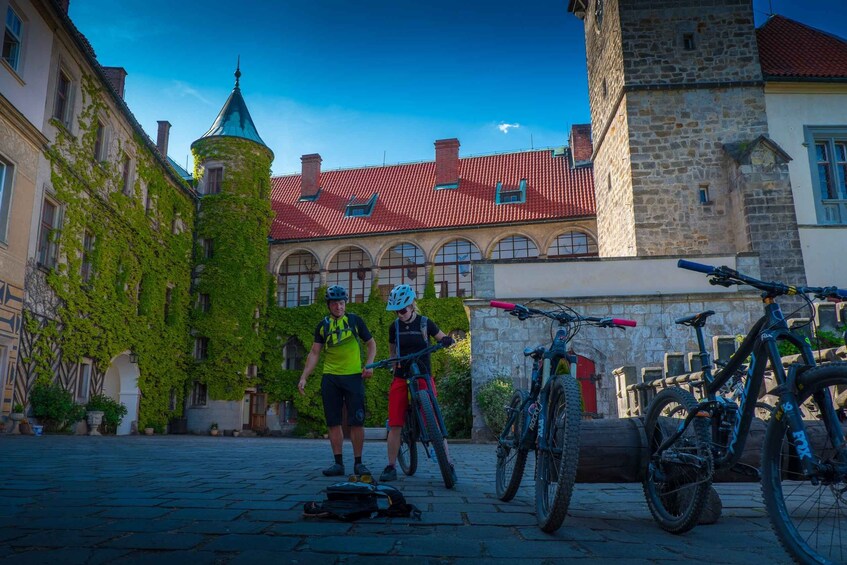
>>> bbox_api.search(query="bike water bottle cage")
[675,310,716,328]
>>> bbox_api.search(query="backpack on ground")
[303,480,421,521]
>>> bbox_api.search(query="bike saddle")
[523,346,544,359]
[675,310,716,328]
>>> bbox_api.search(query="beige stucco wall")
[765,83,847,287]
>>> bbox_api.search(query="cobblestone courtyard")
[0,435,793,564]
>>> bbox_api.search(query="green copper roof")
[192,66,271,155]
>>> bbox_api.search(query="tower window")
[204,166,223,195]
[683,33,696,51]
[699,184,710,204]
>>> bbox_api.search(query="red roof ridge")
[757,14,847,80]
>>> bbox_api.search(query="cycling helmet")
[325,285,348,302]
[387,284,416,311]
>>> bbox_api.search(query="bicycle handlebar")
[489,300,637,329]
[365,342,445,370]
[677,259,847,300]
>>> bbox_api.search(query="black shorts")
[321,373,366,427]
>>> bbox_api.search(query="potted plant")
[19,417,33,435]
[210,422,219,436]
[144,427,154,435]
[10,403,25,434]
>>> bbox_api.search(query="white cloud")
[498,122,521,134]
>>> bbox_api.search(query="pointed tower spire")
[191,62,273,158]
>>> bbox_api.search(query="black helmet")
[325,285,348,302]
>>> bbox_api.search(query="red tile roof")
[270,149,594,241]
[757,15,847,79]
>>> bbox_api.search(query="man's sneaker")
[322,463,345,477]
[380,465,397,482]
[354,463,371,476]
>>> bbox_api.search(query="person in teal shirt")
[298,285,376,476]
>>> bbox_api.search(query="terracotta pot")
[210,429,219,436]
[144,427,154,435]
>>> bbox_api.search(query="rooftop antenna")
[530,133,534,150]
[235,55,241,88]
[383,150,386,166]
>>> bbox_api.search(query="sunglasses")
[396,307,410,315]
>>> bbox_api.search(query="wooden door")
[576,355,598,415]
[249,392,267,430]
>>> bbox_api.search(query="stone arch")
[275,249,321,307]
[486,232,540,260]
[376,241,426,298]
[102,351,140,435]
[271,247,322,275]
[432,238,482,297]
[325,245,374,303]
[374,238,429,265]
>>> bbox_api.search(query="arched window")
[378,243,425,298]
[277,251,319,307]
[490,235,538,260]
[326,246,373,303]
[547,231,598,258]
[282,336,306,371]
[433,239,481,297]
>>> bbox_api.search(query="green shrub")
[476,374,514,436]
[437,337,472,438]
[85,394,128,435]
[30,382,86,433]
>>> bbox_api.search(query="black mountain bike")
[491,299,637,532]
[643,259,847,565]
[366,342,455,489]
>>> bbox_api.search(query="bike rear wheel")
[642,386,713,534]
[418,390,455,489]
[496,389,530,501]
[761,362,847,565]
[535,377,580,532]
[397,419,417,476]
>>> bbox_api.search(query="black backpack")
[303,481,421,521]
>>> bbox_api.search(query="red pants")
[388,376,438,427]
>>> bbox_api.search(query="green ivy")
[260,280,469,434]
[41,74,195,431]
[191,137,273,400]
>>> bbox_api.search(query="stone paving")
[0,435,793,564]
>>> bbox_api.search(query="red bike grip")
[611,318,637,327]
[490,300,516,311]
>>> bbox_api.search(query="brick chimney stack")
[101,66,127,99]
[434,138,460,188]
[300,154,322,199]
[569,124,593,165]
[57,0,70,14]
[156,121,171,158]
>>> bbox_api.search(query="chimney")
[569,124,593,165]
[434,138,460,188]
[101,66,127,99]
[156,121,171,158]
[300,154,322,199]
[57,0,70,14]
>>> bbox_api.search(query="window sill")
[1,59,25,86]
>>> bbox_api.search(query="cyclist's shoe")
[354,463,371,476]
[449,463,458,485]
[322,463,345,477]
[380,465,397,482]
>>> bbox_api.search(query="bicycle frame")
[659,298,844,478]
[404,358,449,446]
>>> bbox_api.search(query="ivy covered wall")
[261,279,469,434]
[191,136,273,400]
[39,74,196,431]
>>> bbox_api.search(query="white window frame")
[806,126,847,225]
[0,156,15,244]
[2,5,23,73]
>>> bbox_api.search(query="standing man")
[298,285,377,476]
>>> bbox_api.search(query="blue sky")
[69,1,847,176]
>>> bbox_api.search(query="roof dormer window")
[496,179,527,205]
[345,193,377,218]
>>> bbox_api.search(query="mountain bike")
[366,342,455,489]
[643,259,847,565]
[490,299,637,532]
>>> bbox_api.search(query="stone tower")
[189,65,274,401]
[569,0,805,285]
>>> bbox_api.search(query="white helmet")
[387,284,416,311]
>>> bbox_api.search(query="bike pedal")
[729,462,760,480]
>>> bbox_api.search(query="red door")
[576,355,597,415]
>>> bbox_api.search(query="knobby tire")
[496,389,530,501]
[418,390,455,489]
[535,377,580,532]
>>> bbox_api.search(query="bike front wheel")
[397,419,417,476]
[496,389,530,501]
[535,377,580,532]
[418,390,455,489]
[761,362,847,565]
[642,386,713,534]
